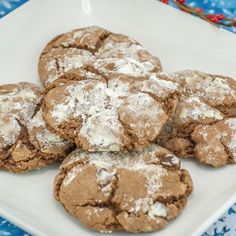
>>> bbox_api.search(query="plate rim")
[0,0,31,25]
[0,0,236,235]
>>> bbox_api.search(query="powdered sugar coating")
[54,144,192,233]
[225,118,236,160]
[171,70,236,124]
[61,145,180,203]
[96,34,138,57]
[159,70,236,166]
[39,26,163,89]
[62,144,179,175]
[146,170,164,195]
[39,47,95,86]
[96,33,162,72]
[54,26,109,51]
[63,165,84,186]
[177,96,223,123]
[203,76,236,102]
[129,198,152,214]
[50,80,107,123]
[118,93,168,142]
[44,68,178,151]
[56,50,93,70]
[191,118,236,167]
[139,74,179,98]
[97,42,143,59]
[27,109,71,154]
[0,82,72,172]
[0,83,43,125]
[0,82,43,151]
[38,26,110,86]
[0,117,21,149]
[79,110,124,151]
[93,58,155,78]
[172,70,236,108]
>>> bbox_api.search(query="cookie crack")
[52,55,61,72]
[116,113,137,150]
[0,119,67,172]
[219,137,234,164]
[55,158,193,233]
[137,89,172,116]
[83,64,109,85]
[48,31,111,54]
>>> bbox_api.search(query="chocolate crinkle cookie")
[38,26,162,87]
[42,65,179,152]
[0,82,73,173]
[158,70,236,167]
[53,144,193,233]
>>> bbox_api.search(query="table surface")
[0,0,236,236]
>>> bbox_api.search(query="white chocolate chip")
[96,168,115,184]
[148,202,167,219]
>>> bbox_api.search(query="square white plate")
[0,0,236,235]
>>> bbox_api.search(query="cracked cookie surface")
[0,82,72,173]
[38,47,96,87]
[38,25,162,87]
[42,67,179,152]
[95,33,162,72]
[192,118,236,167]
[53,144,193,233]
[158,70,236,167]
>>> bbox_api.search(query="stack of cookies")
[1,26,236,233]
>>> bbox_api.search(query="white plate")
[0,0,236,235]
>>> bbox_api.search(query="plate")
[0,0,236,235]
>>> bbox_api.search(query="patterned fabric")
[0,0,28,18]
[0,0,236,235]
[169,0,236,33]
[0,216,30,236]
[203,204,236,236]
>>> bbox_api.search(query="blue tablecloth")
[169,0,236,34]
[0,0,236,235]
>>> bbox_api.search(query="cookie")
[91,57,159,81]
[158,70,236,167]
[192,118,236,167]
[0,82,72,173]
[42,26,110,53]
[38,26,108,87]
[42,67,179,152]
[54,144,193,233]
[38,47,96,87]
[95,33,162,72]
[38,26,162,87]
